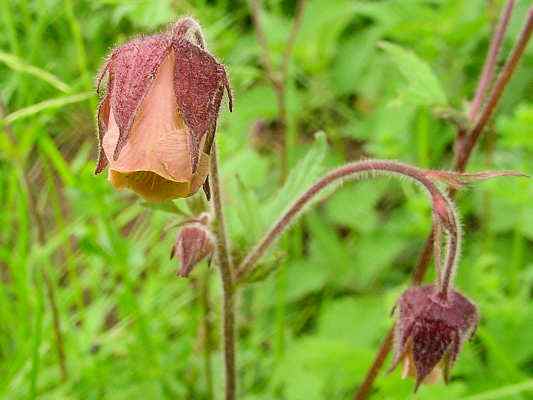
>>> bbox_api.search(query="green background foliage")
[1,0,532,399]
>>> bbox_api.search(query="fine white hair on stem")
[432,213,443,287]
[235,159,463,285]
[439,196,463,296]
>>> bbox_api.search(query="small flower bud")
[170,213,215,277]
[95,18,232,202]
[389,284,478,391]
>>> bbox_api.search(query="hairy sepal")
[172,38,232,173]
[109,34,173,160]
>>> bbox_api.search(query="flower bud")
[389,284,478,391]
[170,213,215,277]
[95,18,232,202]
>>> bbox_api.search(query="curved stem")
[180,20,236,399]
[209,145,236,400]
[235,159,460,284]
[172,17,207,49]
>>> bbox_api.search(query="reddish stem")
[353,330,395,400]
[439,234,459,297]
[354,6,532,399]
[210,146,236,400]
[172,17,206,49]
[458,7,533,171]
[468,0,515,121]
[236,160,459,282]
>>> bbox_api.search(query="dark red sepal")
[171,38,231,172]
[95,93,111,174]
[109,34,172,160]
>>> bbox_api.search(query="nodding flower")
[389,284,478,392]
[95,17,232,202]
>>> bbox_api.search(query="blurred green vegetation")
[1,0,532,399]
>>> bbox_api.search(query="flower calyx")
[389,284,479,391]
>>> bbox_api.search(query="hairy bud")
[170,213,215,277]
[389,284,478,391]
[95,17,232,202]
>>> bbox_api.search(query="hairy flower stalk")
[234,158,524,390]
[210,145,236,400]
[355,6,532,396]
[236,159,461,285]
[233,159,496,391]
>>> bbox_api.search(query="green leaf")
[264,131,328,221]
[317,297,387,347]
[241,132,329,282]
[379,41,448,106]
[273,337,373,399]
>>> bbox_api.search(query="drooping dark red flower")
[170,213,215,277]
[389,284,478,391]
[95,17,232,202]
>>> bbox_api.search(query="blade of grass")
[0,1,20,55]
[63,0,97,110]
[29,278,45,400]
[0,92,94,124]
[1,101,69,380]
[0,50,71,93]
[37,133,76,187]
[42,160,85,314]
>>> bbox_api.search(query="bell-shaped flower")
[389,284,478,391]
[95,18,232,202]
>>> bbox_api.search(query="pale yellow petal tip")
[401,350,443,386]
[107,150,209,202]
[109,170,194,202]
